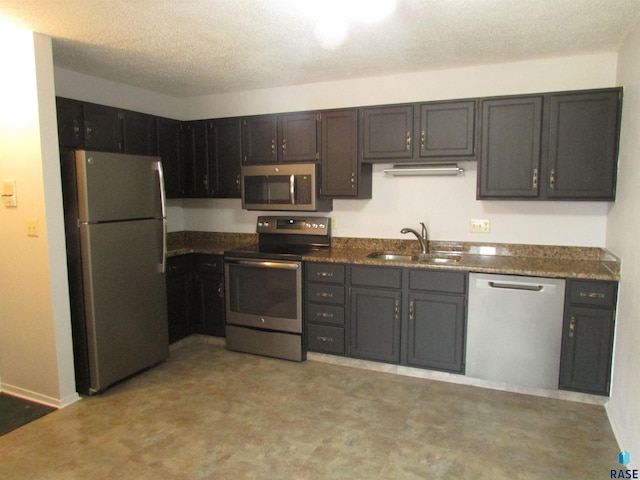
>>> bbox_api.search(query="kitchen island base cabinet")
[559,279,617,396]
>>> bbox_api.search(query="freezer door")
[75,150,164,222]
[80,218,168,393]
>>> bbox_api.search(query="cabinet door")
[183,121,210,197]
[478,96,543,198]
[362,105,414,161]
[242,115,278,164]
[208,118,242,198]
[418,100,476,158]
[559,306,614,395]
[320,109,371,198]
[350,287,401,363]
[192,255,226,337]
[123,110,157,156]
[407,292,466,373]
[83,103,124,152]
[166,256,192,343]
[56,97,85,148]
[157,117,184,198]
[279,112,318,162]
[545,90,620,200]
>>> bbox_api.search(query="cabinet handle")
[406,131,411,151]
[569,315,576,338]
[282,138,287,154]
[395,299,401,320]
[317,312,334,319]
[317,292,334,298]
[316,336,333,343]
[86,125,93,138]
[420,130,426,148]
[218,285,224,299]
[316,271,334,278]
[236,174,241,188]
[203,174,208,188]
[532,168,538,188]
[351,172,355,189]
[549,169,556,189]
[271,139,276,155]
[409,300,414,320]
[580,292,605,299]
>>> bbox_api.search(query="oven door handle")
[226,259,300,270]
[290,174,295,205]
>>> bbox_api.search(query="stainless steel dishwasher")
[466,273,566,390]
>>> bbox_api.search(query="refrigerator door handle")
[155,160,167,273]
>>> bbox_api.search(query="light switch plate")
[470,218,491,233]
[2,179,17,207]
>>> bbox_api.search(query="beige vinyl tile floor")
[0,338,620,479]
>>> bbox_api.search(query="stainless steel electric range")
[224,216,331,361]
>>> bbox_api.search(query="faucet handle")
[420,222,427,238]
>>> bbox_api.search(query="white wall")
[0,26,79,407]
[606,22,640,468]
[54,67,186,120]
[177,53,617,246]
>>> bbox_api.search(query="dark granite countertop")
[167,232,620,281]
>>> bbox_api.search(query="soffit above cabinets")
[1,0,639,97]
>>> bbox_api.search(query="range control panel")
[256,216,331,235]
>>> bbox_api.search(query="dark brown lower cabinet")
[559,279,617,395]
[166,254,226,343]
[166,255,192,343]
[350,286,402,363]
[406,292,466,373]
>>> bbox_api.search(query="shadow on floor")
[0,393,55,436]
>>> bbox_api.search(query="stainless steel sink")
[367,252,461,264]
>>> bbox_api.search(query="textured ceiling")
[1,0,639,98]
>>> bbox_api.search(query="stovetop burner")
[224,216,331,261]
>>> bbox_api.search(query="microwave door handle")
[290,174,295,205]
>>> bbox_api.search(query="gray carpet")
[0,393,55,436]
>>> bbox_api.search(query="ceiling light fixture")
[287,0,397,49]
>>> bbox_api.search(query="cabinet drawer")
[167,255,191,276]
[306,263,345,284]
[307,284,345,305]
[409,269,467,294]
[307,303,345,326]
[194,254,223,273]
[307,324,345,355]
[568,280,617,308]
[350,266,402,289]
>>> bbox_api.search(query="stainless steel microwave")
[241,163,333,211]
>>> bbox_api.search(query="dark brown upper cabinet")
[362,105,414,161]
[478,88,621,201]
[478,96,543,198]
[122,110,157,156]
[319,109,371,199]
[278,112,318,162]
[545,90,620,200]
[361,100,477,163]
[83,102,124,153]
[418,100,476,158]
[56,97,85,148]
[157,117,184,198]
[208,118,242,198]
[242,112,318,164]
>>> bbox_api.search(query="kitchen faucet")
[401,222,429,254]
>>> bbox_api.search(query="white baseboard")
[1,383,81,409]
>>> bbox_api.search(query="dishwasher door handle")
[488,281,543,292]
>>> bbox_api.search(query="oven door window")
[228,263,298,319]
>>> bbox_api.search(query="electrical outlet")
[331,217,338,230]
[26,218,39,237]
[470,219,490,233]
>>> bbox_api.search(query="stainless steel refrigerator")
[61,150,169,395]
